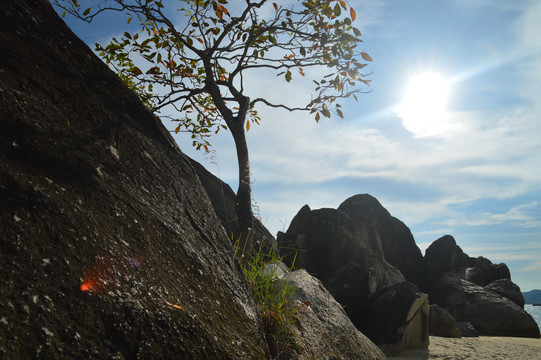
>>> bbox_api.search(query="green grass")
[235,235,300,357]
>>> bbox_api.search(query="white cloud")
[464,202,541,228]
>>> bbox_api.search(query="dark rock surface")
[188,157,277,253]
[429,273,540,338]
[277,268,386,360]
[362,282,429,355]
[426,235,510,287]
[424,235,539,338]
[486,279,526,308]
[425,235,470,273]
[429,304,461,338]
[457,322,479,337]
[337,194,427,288]
[278,198,429,353]
[278,204,405,324]
[0,1,269,358]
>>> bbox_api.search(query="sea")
[525,305,541,329]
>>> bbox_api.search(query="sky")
[56,0,541,291]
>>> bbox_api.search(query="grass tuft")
[235,237,300,357]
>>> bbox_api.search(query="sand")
[388,336,541,360]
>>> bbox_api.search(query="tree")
[54,0,372,259]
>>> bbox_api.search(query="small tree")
[55,0,372,258]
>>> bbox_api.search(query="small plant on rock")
[235,236,300,357]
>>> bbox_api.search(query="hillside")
[523,290,541,304]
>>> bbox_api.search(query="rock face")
[429,304,461,338]
[486,279,526,308]
[430,273,540,338]
[278,204,405,321]
[189,158,277,253]
[278,196,429,353]
[0,1,269,358]
[425,235,511,287]
[457,322,479,337]
[337,194,427,288]
[425,236,539,338]
[362,282,430,355]
[276,269,386,360]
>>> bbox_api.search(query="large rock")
[457,322,479,337]
[276,269,386,360]
[279,205,405,326]
[0,1,269,358]
[429,304,461,338]
[279,201,430,352]
[337,194,428,288]
[362,282,430,355]
[486,279,526,308]
[426,235,510,287]
[424,235,538,338]
[425,235,469,273]
[430,273,540,338]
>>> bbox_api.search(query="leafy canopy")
[57,0,372,150]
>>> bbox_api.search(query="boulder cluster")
[278,195,540,354]
[1,0,538,358]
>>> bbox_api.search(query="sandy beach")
[389,336,541,359]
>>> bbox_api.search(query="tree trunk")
[201,66,253,261]
[228,118,253,262]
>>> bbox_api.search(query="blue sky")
[56,0,541,291]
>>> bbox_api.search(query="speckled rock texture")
[277,268,386,360]
[0,0,269,358]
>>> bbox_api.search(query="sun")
[396,72,452,138]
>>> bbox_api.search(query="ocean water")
[524,305,541,329]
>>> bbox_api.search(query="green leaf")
[300,46,306,56]
[146,66,161,75]
[131,67,143,75]
[61,10,66,18]
[334,3,341,16]
[82,7,91,16]
[127,17,132,24]
[285,70,292,82]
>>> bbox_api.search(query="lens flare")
[80,254,145,293]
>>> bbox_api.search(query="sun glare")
[396,72,452,138]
